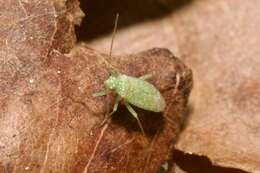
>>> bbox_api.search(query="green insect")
[93,14,166,135]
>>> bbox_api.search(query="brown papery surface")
[174,1,260,172]
[0,0,192,172]
[85,0,260,173]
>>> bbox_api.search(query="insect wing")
[123,76,165,112]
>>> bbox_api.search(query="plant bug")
[93,14,166,135]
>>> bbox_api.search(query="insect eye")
[110,71,119,77]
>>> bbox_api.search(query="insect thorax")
[114,75,129,97]
[104,74,128,95]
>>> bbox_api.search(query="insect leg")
[139,74,153,80]
[125,102,145,135]
[109,96,121,116]
[99,95,121,127]
[92,90,107,97]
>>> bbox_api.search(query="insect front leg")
[139,74,153,81]
[92,90,107,97]
[125,102,145,135]
[99,95,121,127]
[109,95,121,116]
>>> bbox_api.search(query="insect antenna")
[104,13,120,118]
[101,13,120,76]
[109,14,119,60]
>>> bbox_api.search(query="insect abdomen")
[116,75,166,112]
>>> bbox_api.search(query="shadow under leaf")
[76,0,193,41]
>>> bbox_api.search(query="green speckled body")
[105,74,166,112]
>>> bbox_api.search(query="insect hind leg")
[125,102,145,135]
[139,74,153,80]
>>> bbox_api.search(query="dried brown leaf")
[85,0,260,172]
[173,1,260,173]
[0,0,192,173]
